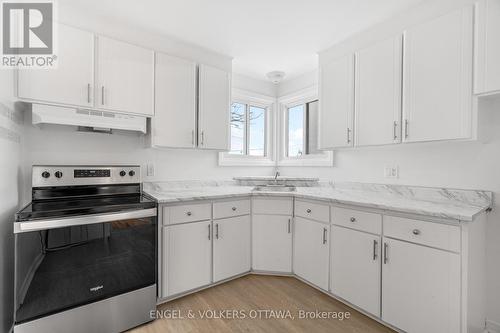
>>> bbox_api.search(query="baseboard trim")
[487,319,500,333]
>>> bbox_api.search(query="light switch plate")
[384,165,399,179]
[146,163,155,177]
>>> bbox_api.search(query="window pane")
[306,100,320,155]
[230,102,245,154]
[248,106,265,156]
[287,105,304,157]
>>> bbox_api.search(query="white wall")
[0,68,23,332]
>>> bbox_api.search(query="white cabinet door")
[17,23,94,107]
[318,54,355,149]
[198,64,231,150]
[330,226,381,316]
[475,0,500,95]
[162,221,212,298]
[382,238,460,333]
[152,53,196,148]
[213,215,251,282]
[355,36,402,146]
[402,6,473,143]
[96,36,154,116]
[293,217,329,290]
[252,215,292,273]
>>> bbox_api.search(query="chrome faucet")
[274,170,280,184]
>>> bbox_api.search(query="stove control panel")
[33,166,141,187]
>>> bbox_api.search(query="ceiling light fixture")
[266,71,286,84]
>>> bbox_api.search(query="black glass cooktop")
[15,194,156,222]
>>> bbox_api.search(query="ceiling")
[61,0,425,81]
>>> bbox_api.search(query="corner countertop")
[143,181,493,222]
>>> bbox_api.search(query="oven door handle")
[14,208,157,233]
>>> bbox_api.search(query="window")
[230,102,266,157]
[286,100,320,157]
[277,87,333,167]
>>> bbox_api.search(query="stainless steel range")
[14,165,157,333]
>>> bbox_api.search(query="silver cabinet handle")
[350,217,356,223]
[383,242,389,264]
[306,209,312,213]
[393,121,398,140]
[232,207,237,211]
[208,224,211,240]
[87,83,91,104]
[404,119,409,139]
[200,131,205,146]
[287,219,291,234]
[101,86,105,105]
[373,240,378,261]
[322,228,327,244]
[347,128,351,144]
[186,211,192,216]
[192,130,195,146]
[412,229,421,235]
[215,223,219,239]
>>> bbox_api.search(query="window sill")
[277,151,334,167]
[218,152,276,167]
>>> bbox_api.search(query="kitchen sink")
[252,184,297,192]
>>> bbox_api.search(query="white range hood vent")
[31,104,147,134]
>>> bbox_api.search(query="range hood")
[31,104,147,134]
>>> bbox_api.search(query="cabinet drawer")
[163,203,212,225]
[252,198,292,215]
[213,199,250,219]
[384,216,460,252]
[295,200,330,223]
[332,207,382,235]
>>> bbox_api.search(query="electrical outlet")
[384,166,399,179]
[146,163,155,177]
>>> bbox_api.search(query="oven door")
[14,208,157,325]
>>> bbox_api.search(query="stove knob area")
[54,171,63,178]
[119,170,126,177]
[129,170,136,177]
[42,171,50,179]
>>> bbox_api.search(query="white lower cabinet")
[252,215,293,273]
[213,215,251,282]
[381,237,461,333]
[162,221,212,298]
[293,217,329,290]
[330,226,381,316]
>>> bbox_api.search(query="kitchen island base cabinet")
[382,237,460,333]
[213,216,251,282]
[162,221,212,298]
[330,226,381,317]
[252,215,292,273]
[293,217,329,290]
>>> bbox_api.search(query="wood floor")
[129,275,394,333]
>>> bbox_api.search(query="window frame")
[219,89,275,166]
[277,86,333,167]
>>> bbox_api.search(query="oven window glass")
[14,217,156,324]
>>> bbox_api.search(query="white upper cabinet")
[198,64,231,150]
[96,36,154,116]
[153,53,197,148]
[475,0,500,95]
[318,54,355,149]
[293,217,329,290]
[355,36,402,146]
[402,6,474,143]
[17,23,94,108]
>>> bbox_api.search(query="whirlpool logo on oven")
[1,0,58,68]
[90,285,104,292]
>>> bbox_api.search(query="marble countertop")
[143,181,493,222]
